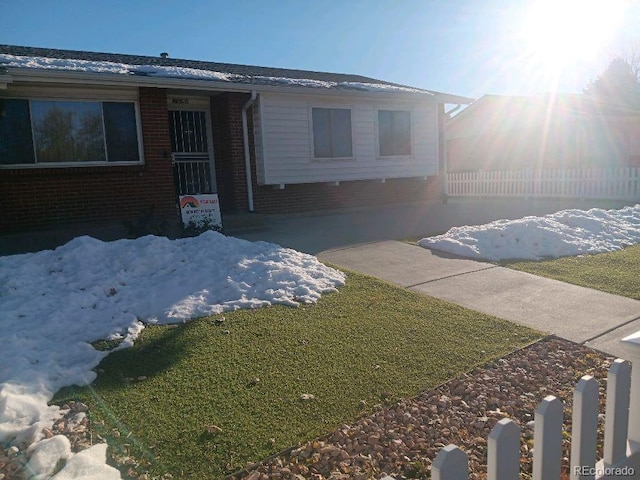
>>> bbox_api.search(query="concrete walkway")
[232,198,640,359]
[319,240,640,359]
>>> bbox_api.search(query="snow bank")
[418,204,640,261]
[0,232,345,478]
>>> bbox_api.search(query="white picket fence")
[447,168,640,200]
[382,335,640,480]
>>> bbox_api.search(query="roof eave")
[0,72,12,89]
[433,93,474,105]
[4,67,468,101]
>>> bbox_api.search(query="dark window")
[378,110,412,157]
[31,101,105,163]
[312,107,352,158]
[0,99,36,164]
[104,102,140,162]
[0,98,141,166]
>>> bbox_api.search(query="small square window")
[378,110,412,157]
[312,107,353,158]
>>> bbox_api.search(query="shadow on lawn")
[54,319,204,399]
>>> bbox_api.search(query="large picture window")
[378,109,412,157]
[312,107,353,158]
[0,98,141,166]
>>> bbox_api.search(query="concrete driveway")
[232,197,629,255]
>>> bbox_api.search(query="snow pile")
[419,204,640,261]
[0,232,344,479]
[337,81,426,93]
[0,53,245,82]
[0,53,431,94]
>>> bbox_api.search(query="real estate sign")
[179,194,222,229]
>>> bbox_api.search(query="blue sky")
[1,0,638,99]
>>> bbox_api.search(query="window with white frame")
[378,109,412,157]
[311,107,353,158]
[0,98,141,166]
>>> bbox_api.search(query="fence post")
[432,444,469,480]
[533,395,563,480]
[570,376,599,480]
[621,332,640,454]
[602,359,631,467]
[488,418,520,480]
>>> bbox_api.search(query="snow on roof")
[0,53,244,81]
[0,48,434,95]
[0,232,344,479]
[419,204,640,261]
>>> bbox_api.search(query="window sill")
[0,161,145,170]
[311,157,356,163]
[377,155,414,160]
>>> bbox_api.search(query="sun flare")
[522,0,628,70]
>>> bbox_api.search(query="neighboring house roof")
[447,93,640,139]
[0,44,473,103]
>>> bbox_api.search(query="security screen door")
[169,110,216,195]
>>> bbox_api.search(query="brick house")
[0,45,471,239]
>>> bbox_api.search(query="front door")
[169,109,216,196]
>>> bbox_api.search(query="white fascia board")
[0,73,12,89]
[6,67,467,102]
[433,93,475,104]
[7,68,249,93]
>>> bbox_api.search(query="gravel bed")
[0,400,93,479]
[0,336,618,479]
[230,337,616,480]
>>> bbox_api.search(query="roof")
[0,44,473,102]
[447,93,640,139]
[453,93,640,121]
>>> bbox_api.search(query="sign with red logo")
[179,194,222,229]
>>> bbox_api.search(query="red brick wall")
[253,177,442,213]
[0,87,179,233]
[210,93,249,213]
[211,92,442,215]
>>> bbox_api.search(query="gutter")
[5,67,470,103]
[445,103,463,122]
[242,90,257,212]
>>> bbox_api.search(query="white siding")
[253,93,439,185]
[254,96,265,183]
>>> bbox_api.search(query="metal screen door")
[169,110,215,195]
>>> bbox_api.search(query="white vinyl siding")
[254,96,266,183]
[254,93,439,185]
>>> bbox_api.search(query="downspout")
[242,90,257,212]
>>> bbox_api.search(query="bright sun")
[522,0,628,70]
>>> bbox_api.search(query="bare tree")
[618,38,640,84]
[584,56,639,107]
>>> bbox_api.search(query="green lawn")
[507,244,640,299]
[55,269,541,479]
